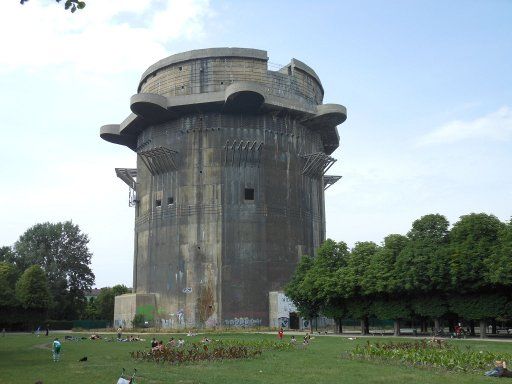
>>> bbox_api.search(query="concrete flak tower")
[101,48,346,329]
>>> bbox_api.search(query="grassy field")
[0,332,510,384]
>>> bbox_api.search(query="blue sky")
[0,0,510,287]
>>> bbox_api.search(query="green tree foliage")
[15,265,51,310]
[95,285,130,321]
[364,234,408,295]
[284,255,321,327]
[410,296,449,320]
[285,212,512,338]
[449,213,505,292]
[448,293,508,321]
[0,246,16,264]
[83,297,99,320]
[395,214,450,292]
[0,262,19,307]
[485,221,512,286]
[340,241,379,298]
[13,221,95,320]
[20,0,86,13]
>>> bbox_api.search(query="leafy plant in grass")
[349,340,512,373]
[130,339,293,364]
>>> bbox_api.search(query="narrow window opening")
[220,81,224,85]
[155,199,162,207]
[178,66,183,71]
[167,197,174,205]
[244,188,254,201]
[181,85,185,90]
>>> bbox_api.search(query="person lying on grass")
[485,360,512,377]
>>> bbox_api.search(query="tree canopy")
[11,221,95,320]
[15,265,51,310]
[286,213,512,338]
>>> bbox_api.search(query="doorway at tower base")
[114,293,157,329]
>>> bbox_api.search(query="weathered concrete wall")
[113,293,156,328]
[101,48,346,328]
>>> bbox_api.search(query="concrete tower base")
[114,293,156,329]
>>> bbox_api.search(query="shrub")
[349,339,512,373]
[131,338,292,364]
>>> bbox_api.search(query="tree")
[83,297,99,320]
[449,213,505,292]
[15,265,51,328]
[371,299,410,336]
[449,293,508,339]
[364,234,408,295]
[485,221,512,287]
[0,246,16,264]
[396,214,450,292]
[309,240,350,333]
[13,221,95,320]
[339,241,379,334]
[285,255,321,331]
[0,262,19,308]
[95,285,129,322]
[394,214,451,332]
[20,0,86,13]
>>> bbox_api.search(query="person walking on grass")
[52,338,62,362]
[278,327,284,340]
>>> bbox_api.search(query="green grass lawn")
[0,332,510,383]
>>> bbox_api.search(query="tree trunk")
[434,318,440,334]
[393,319,401,336]
[470,320,475,336]
[334,318,342,334]
[309,318,313,333]
[363,317,369,335]
[491,319,497,335]
[360,319,366,335]
[421,319,427,333]
[479,320,487,339]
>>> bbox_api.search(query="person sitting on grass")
[150,337,158,349]
[178,337,185,347]
[290,335,297,345]
[151,340,165,352]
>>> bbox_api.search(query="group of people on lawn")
[150,336,186,351]
[46,326,512,378]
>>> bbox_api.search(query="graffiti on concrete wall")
[277,292,298,318]
[177,308,185,325]
[224,317,262,327]
[278,317,289,328]
[136,304,155,321]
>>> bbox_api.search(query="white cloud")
[418,106,512,145]
[0,0,213,74]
